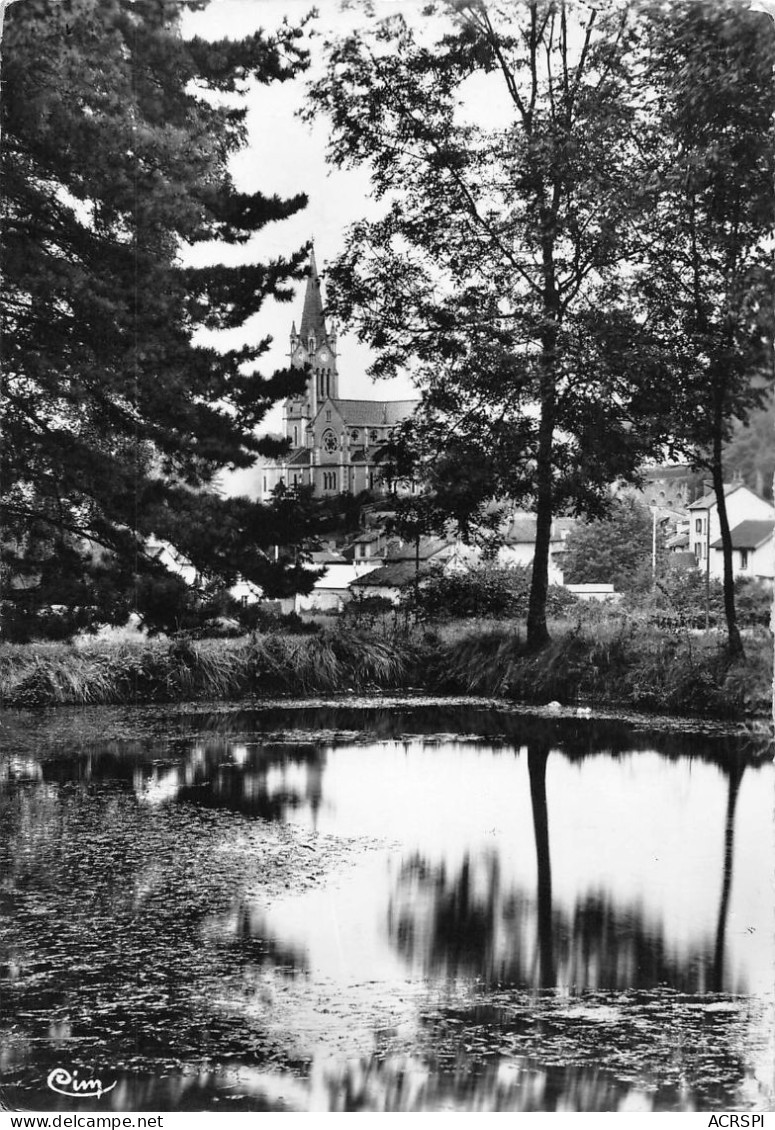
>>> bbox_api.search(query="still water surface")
[1,702,772,1111]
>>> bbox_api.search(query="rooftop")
[503,515,576,544]
[332,399,419,427]
[352,561,435,588]
[687,483,742,510]
[384,536,452,562]
[710,519,774,550]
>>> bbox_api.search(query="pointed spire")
[299,245,327,343]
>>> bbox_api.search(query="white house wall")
[691,488,775,575]
[711,537,775,582]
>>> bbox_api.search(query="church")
[259,249,419,500]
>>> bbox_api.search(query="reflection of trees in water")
[312,1041,723,1112]
[188,705,771,768]
[225,898,308,974]
[390,742,747,995]
[712,760,745,993]
[16,739,328,825]
[390,852,718,992]
[3,1069,294,1114]
[5,706,765,834]
[173,741,325,824]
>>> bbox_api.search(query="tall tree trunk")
[527,412,555,650]
[710,423,744,659]
[527,254,559,651]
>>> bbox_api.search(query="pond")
[1,700,772,1112]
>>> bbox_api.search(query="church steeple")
[286,245,339,436]
[299,245,327,345]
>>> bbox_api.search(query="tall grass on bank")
[1,621,772,717]
[0,629,418,709]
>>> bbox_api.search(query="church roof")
[299,247,327,343]
[286,447,311,466]
[332,399,419,426]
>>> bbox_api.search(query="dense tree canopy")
[1,0,311,633]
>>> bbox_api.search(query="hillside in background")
[724,398,775,500]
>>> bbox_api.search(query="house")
[687,484,775,578]
[145,536,198,587]
[349,536,456,603]
[496,514,577,584]
[709,520,774,582]
[341,531,387,572]
[565,583,619,602]
[296,546,381,613]
[348,560,434,604]
[230,577,263,607]
[260,248,420,500]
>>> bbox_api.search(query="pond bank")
[1,622,772,719]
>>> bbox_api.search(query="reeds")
[1,621,771,718]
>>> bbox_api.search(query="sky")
[181,0,422,479]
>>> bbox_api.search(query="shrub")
[734,577,772,628]
[238,605,318,635]
[407,564,577,621]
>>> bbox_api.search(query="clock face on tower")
[319,348,329,362]
[294,347,304,361]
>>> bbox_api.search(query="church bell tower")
[286,247,338,447]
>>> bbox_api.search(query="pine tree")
[1,0,310,632]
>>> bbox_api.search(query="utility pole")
[651,507,658,584]
[705,514,711,632]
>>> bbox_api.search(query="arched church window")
[370,429,379,443]
[350,430,359,443]
[322,429,338,454]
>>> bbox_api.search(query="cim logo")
[46,1068,117,1100]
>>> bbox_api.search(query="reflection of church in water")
[259,249,419,500]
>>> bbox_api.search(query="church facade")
[259,250,419,500]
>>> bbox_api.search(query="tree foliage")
[308,0,773,652]
[562,495,659,596]
[407,562,578,622]
[307,0,682,647]
[634,1,775,655]
[724,398,775,501]
[1,0,312,632]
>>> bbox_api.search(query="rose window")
[322,430,338,454]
